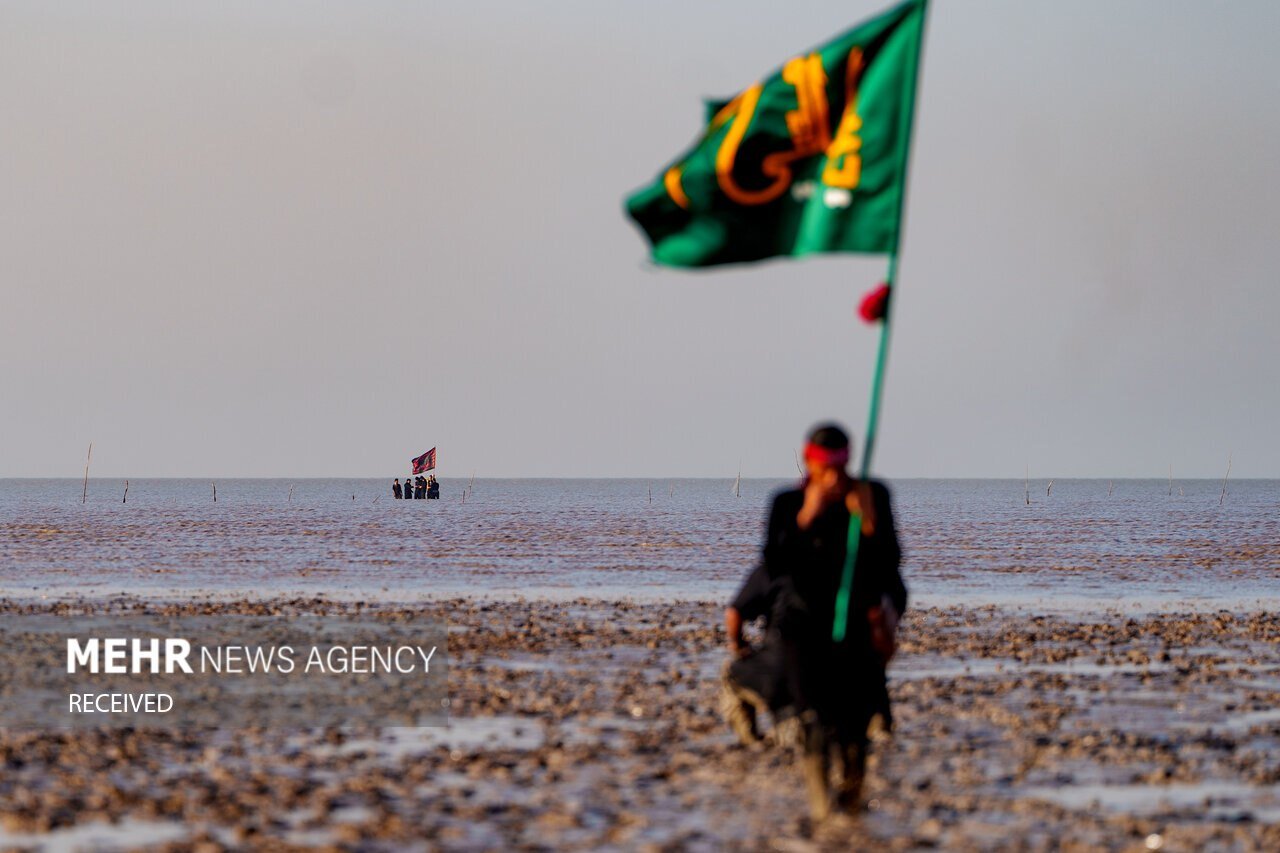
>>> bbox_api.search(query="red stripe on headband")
[803,443,850,467]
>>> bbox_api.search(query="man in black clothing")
[392,478,402,500]
[722,423,906,819]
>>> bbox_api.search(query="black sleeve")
[732,490,805,620]
[730,563,773,621]
[761,489,803,582]
[870,481,907,615]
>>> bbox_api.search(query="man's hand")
[844,482,876,534]
[725,607,750,658]
[797,466,848,529]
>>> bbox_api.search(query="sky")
[2,1,1278,479]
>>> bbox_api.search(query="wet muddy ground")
[1,598,1278,851]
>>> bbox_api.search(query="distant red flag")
[411,448,437,475]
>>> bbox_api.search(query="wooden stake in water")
[212,482,217,502]
[1219,454,1232,506]
[1168,464,1173,497]
[648,484,652,504]
[1024,464,1030,506]
[1108,480,1114,497]
[288,484,294,502]
[733,468,741,498]
[122,480,129,504]
[1046,480,1053,497]
[81,443,93,504]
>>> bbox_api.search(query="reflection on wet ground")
[2,479,1277,846]
[1,598,1277,850]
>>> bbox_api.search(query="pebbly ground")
[1,599,1279,852]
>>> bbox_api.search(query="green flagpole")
[831,255,894,643]
[833,0,929,643]
[860,253,898,480]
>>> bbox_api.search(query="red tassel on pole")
[857,282,891,323]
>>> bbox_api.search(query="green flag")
[626,0,926,268]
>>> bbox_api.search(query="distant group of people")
[393,475,439,500]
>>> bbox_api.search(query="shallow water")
[0,818,190,853]
[1,478,1276,610]
[1023,780,1280,824]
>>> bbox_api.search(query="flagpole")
[859,253,897,479]
[858,0,929,478]
[835,0,930,643]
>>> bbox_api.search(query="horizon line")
[2,475,1272,482]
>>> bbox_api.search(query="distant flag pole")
[625,0,931,641]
